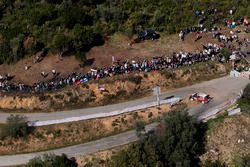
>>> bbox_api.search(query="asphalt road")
[1,123,158,166]
[0,76,249,123]
[0,76,249,166]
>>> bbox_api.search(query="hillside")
[0,29,227,84]
[200,113,250,166]
[0,0,249,65]
[75,113,250,167]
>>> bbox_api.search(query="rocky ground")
[200,113,250,167]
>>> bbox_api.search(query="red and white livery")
[189,93,212,104]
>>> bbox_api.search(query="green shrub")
[134,120,145,136]
[238,84,250,115]
[220,47,232,60]
[0,0,249,64]
[203,160,227,167]
[133,112,138,119]
[148,112,153,118]
[111,110,200,167]
[233,154,250,167]
[0,115,33,139]
[26,153,77,167]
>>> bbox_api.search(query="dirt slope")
[200,113,250,167]
[0,62,229,112]
[0,26,247,85]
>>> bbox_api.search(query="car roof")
[145,29,155,33]
[197,93,209,97]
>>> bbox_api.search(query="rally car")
[189,93,212,104]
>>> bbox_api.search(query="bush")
[133,112,138,119]
[0,0,249,64]
[26,153,78,167]
[148,112,153,118]
[127,75,143,85]
[134,120,145,136]
[160,70,176,79]
[233,154,250,167]
[111,110,200,167]
[143,73,148,78]
[220,47,232,60]
[203,160,227,167]
[0,115,33,139]
[238,84,250,115]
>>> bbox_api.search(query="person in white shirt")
[52,69,56,76]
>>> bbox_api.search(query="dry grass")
[200,113,250,167]
[0,61,230,112]
[0,104,171,155]
[76,144,130,167]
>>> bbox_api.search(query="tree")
[110,110,199,167]
[161,110,198,167]
[238,83,250,114]
[72,24,95,51]
[0,115,33,139]
[9,34,25,63]
[26,153,78,167]
[29,5,56,26]
[59,6,90,29]
[52,32,73,58]
[0,0,249,65]
[72,24,97,61]
[44,0,63,4]
[134,120,145,136]
[0,40,12,64]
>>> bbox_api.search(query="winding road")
[0,76,249,166]
[0,76,249,123]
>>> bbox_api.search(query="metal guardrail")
[198,90,243,122]
[29,89,243,126]
[28,97,181,127]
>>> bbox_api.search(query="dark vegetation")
[203,160,227,167]
[0,0,249,64]
[1,108,249,166]
[26,153,77,167]
[232,154,250,167]
[105,110,249,167]
[0,114,33,139]
[220,47,232,60]
[110,110,202,167]
[238,83,250,115]
[107,88,250,167]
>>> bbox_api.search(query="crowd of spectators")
[179,7,249,42]
[0,43,232,93]
[1,8,249,94]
